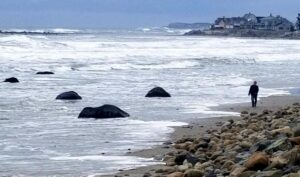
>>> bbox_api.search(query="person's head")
[253,81,257,85]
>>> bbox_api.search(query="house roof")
[260,16,293,26]
[215,17,246,25]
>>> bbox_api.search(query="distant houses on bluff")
[185,13,300,39]
[212,13,295,31]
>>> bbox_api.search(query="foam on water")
[2,28,82,34]
[1,30,300,176]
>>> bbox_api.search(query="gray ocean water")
[0,28,300,176]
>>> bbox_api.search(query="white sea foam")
[1,31,300,176]
[2,28,81,34]
[51,155,154,162]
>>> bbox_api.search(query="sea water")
[0,28,300,176]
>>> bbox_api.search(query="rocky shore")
[104,95,300,177]
[185,29,300,39]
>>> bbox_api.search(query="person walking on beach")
[248,81,259,107]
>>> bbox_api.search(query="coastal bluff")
[185,13,300,39]
[185,29,300,39]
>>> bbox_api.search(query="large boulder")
[36,71,54,75]
[4,77,19,83]
[56,91,82,100]
[145,87,171,97]
[244,152,269,171]
[78,104,130,119]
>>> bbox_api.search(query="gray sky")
[0,0,299,29]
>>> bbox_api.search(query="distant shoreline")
[0,30,82,35]
[185,29,300,40]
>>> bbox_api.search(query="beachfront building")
[212,13,294,32]
[242,13,264,29]
[297,14,300,30]
[257,14,294,31]
[213,17,246,29]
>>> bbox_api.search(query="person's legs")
[251,95,255,107]
[254,94,257,107]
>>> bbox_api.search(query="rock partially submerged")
[145,87,171,97]
[36,71,54,75]
[4,77,19,83]
[56,91,82,100]
[78,104,130,119]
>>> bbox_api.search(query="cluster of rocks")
[55,87,171,119]
[3,71,54,83]
[3,73,172,120]
[151,103,300,177]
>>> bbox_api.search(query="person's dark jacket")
[249,85,259,96]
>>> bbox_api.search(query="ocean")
[0,28,300,176]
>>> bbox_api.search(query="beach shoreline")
[101,94,300,177]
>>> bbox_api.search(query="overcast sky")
[0,0,299,29]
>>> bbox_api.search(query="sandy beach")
[102,94,300,177]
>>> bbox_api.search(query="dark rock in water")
[78,104,130,119]
[36,71,54,75]
[4,77,19,83]
[56,91,82,100]
[145,87,171,97]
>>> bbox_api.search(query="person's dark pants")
[251,94,257,107]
